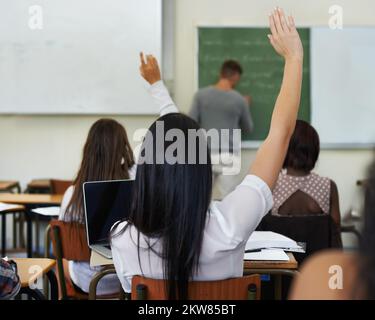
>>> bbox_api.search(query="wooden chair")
[131,275,261,300]
[45,220,120,300]
[0,181,24,251]
[1,205,25,257]
[31,179,70,256]
[32,179,71,257]
[26,179,52,194]
[51,179,73,195]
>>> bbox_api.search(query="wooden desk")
[244,252,298,300]
[13,258,58,300]
[244,253,298,270]
[0,194,63,257]
[0,193,62,205]
[0,181,21,193]
[0,204,25,257]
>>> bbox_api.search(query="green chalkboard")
[198,27,311,141]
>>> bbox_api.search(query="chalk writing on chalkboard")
[198,27,311,141]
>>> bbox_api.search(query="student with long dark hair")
[289,160,375,299]
[111,8,304,299]
[59,118,135,295]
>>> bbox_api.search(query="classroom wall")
[1,0,374,247]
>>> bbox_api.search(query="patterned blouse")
[272,170,331,215]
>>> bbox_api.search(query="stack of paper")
[246,231,303,252]
[32,206,61,217]
[244,249,290,261]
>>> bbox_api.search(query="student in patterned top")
[271,120,342,246]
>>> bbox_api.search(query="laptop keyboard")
[94,245,112,259]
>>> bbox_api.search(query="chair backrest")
[131,275,261,300]
[257,213,338,264]
[51,179,73,195]
[49,220,91,262]
[47,221,121,300]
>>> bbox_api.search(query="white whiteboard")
[311,27,375,146]
[0,0,162,115]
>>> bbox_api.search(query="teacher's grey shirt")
[189,87,253,152]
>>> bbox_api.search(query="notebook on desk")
[246,231,303,252]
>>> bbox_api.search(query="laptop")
[83,179,134,258]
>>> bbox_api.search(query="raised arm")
[250,8,303,189]
[139,52,178,116]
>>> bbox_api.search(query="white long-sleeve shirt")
[111,81,273,293]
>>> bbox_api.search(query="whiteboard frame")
[194,24,375,149]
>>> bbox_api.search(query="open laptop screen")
[83,179,134,245]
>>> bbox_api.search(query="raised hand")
[139,52,161,85]
[268,8,303,61]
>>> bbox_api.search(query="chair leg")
[1,213,6,257]
[52,227,67,299]
[13,212,26,250]
[46,269,59,300]
[89,268,118,300]
[19,213,26,249]
[19,287,47,300]
[35,214,40,256]
[43,224,52,298]
[12,213,17,249]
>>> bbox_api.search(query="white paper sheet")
[244,249,290,261]
[0,202,21,212]
[246,231,302,251]
[32,206,60,217]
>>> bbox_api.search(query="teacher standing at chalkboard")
[189,60,253,198]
